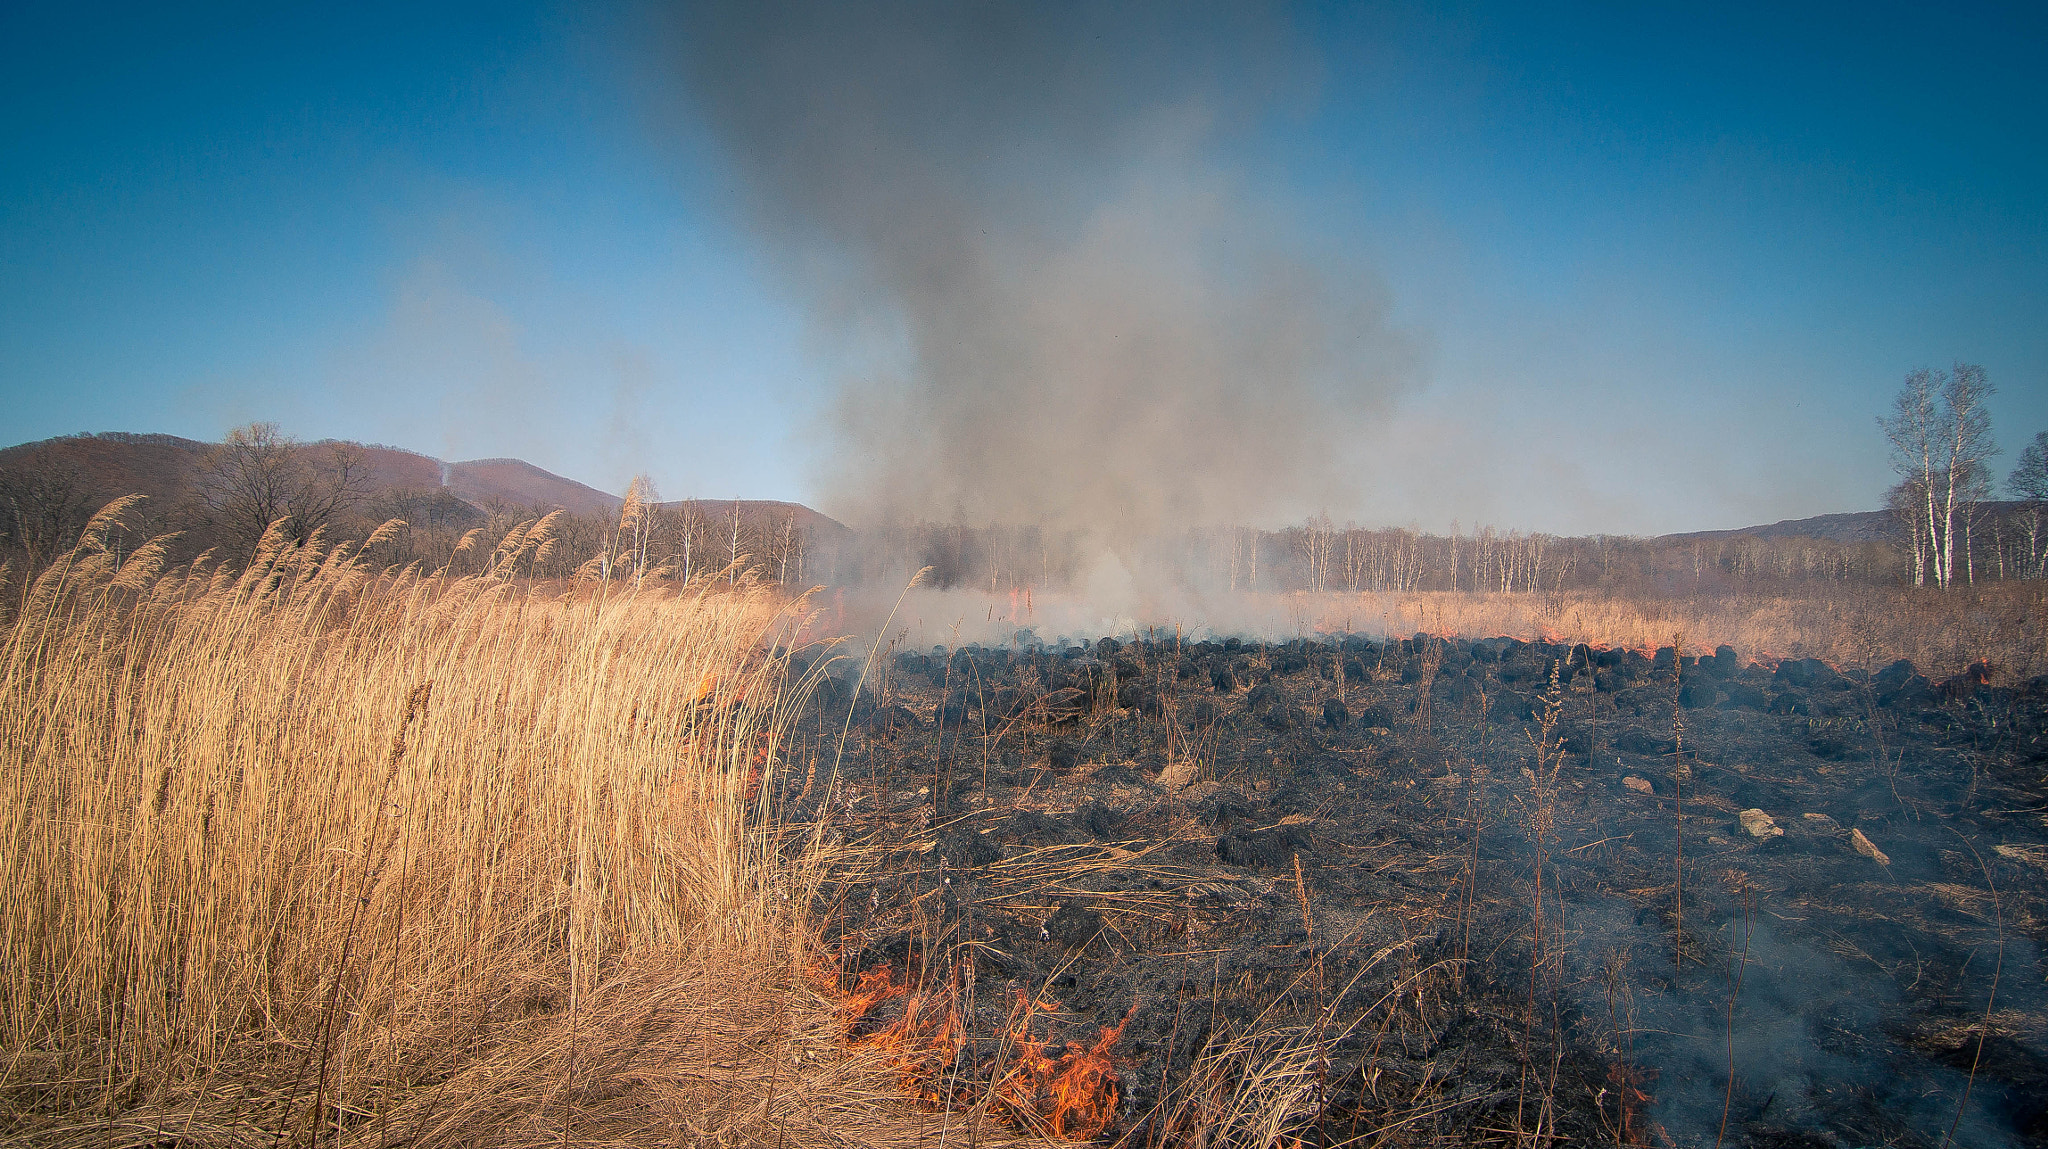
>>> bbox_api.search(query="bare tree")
[775,511,806,585]
[2011,430,2048,578]
[0,458,98,571]
[1879,364,1996,588]
[727,500,745,577]
[1287,514,1335,592]
[1887,476,1930,586]
[673,499,706,583]
[198,423,373,555]
[1955,456,1995,585]
[2012,430,2048,503]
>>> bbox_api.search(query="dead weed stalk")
[0,500,966,1148]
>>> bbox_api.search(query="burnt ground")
[777,634,2048,1147]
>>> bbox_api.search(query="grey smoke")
[1558,885,2035,1147]
[663,1,1420,542]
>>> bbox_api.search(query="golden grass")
[0,500,1019,1148]
[1311,583,2048,677]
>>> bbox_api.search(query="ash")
[777,634,2048,1147]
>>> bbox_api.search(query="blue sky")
[2,1,2041,535]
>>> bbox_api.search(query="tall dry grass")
[1316,584,2048,677]
[0,499,977,1148]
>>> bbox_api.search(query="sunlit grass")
[0,499,916,1146]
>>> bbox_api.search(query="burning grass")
[790,621,2048,1146]
[806,952,1127,1140]
[987,993,1129,1140]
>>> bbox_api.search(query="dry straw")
[1326,586,2045,677]
[0,500,1005,1148]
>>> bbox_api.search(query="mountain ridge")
[1654,509,1893,545]
[0,432,849,535]
[16,431,2027,545]
[1655,503,2033,547]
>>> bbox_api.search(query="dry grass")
[27,496,2024,1147]
[1307,583,2048,677]
[0,500,1020,1148]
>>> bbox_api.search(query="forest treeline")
[5,421,2045,596]
[845,508,2040,596]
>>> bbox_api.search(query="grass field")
[0,501,1010,1148]
[5,500,2041,1147]
[1332,583,2047,677]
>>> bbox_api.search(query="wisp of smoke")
[663,0,1419,550]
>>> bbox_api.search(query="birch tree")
[1879,364,1996,588]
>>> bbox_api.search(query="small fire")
[686,669,723,704]
[742,733,778,804]
[1603,1062,1657,1146]
[811,956,1130,1140]
[871,988,965,1105]
[815,957,908,1030]
[813,956,964,1107]
[989,991,1130,1141]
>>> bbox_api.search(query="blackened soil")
[778,635,2048,1147]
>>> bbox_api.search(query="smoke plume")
[666,2,1418,543]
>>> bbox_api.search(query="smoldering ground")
[655,0,1421,547]
[777,631,2048,1145]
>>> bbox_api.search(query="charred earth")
[778,633,2048,1147]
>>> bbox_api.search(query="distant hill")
[1660,503,2032,547]
[0,432,212,507]
[31,430,2024,552]
[0,432,845,533]
[1659,509,1895,545]
[654,498,849,539]
[439,457,621,517]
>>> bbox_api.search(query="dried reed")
[1300,584,2047,677]
[0,502,966,1148]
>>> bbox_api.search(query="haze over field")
[2,2,2044,537]
[8,10,2048,1148]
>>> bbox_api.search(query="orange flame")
[685,669,722,704]
[741,732,778,804]
[865,986,964,1105]
[990,991,1131,1140]
[1606,1062,1657,1146]
[830,960,908,1027]
[812,956,964,1108]
[811,956,1130,1140]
